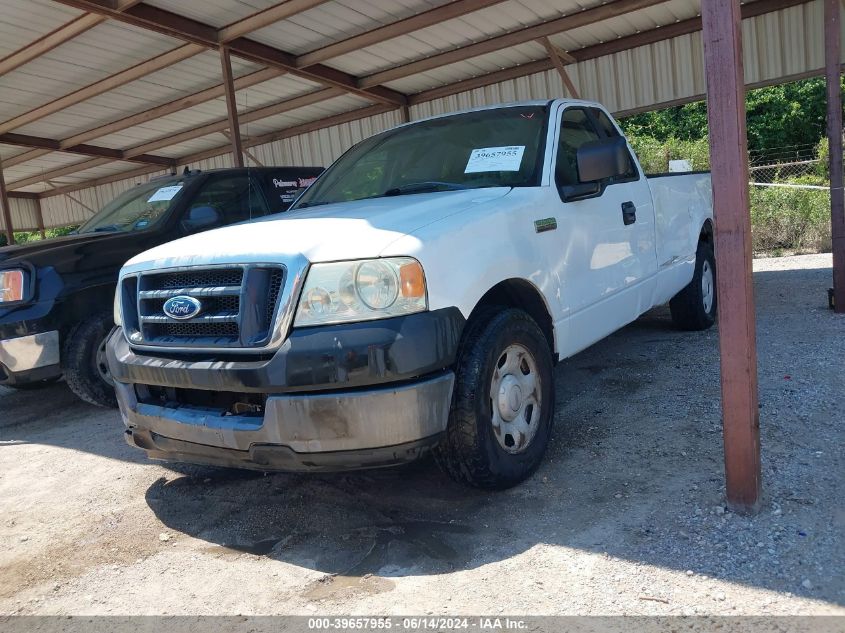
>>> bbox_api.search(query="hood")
[124,188,511,272]
[0,231,154,273]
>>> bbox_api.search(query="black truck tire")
[62,312,118,408]
[669,241,717,331]
[434,308,555,489]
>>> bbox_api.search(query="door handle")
[622,201,636,225]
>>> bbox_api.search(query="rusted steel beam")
[218,1,329,43]
[122,88,342,157]
[41,105,395,198]
[0,132,173,166]
[2,67,284,169]
[538,37,580,98]
[34,197,46,239]
[359,0,667,89]
[702,0,762,513]
[825,0,845,312]
[220,46,245,169]
[222,132,265,167]
[7,158,113,191]
[295,0,508,68]
[52,0,407,106]
[0,160,15,245]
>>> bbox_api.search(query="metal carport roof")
[0,0,838,231]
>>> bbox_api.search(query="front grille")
[148,269,245,289]
[122,265,286,349]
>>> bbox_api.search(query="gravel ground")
[0,253,842,616]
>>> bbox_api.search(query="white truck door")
[550,105,658,358]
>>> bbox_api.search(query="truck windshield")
[77,178,187,234]
[294,105,548,208]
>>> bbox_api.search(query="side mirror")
[182,205,221,232]
[576,136,630,183]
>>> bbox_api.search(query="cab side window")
[555,108,602,187]
[190,176,270,225]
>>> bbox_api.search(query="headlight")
[0,269,25,303]
[294,257,427,327]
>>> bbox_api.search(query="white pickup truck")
[107,99,714,489]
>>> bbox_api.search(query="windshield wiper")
[383,181,468,196]
[295,201,331,209]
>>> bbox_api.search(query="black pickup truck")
[0,166,322,406]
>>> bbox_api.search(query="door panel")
[545,105,658,357]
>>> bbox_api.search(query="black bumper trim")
[126,428,443,472]
[108,307,465,394]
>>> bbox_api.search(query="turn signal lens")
[0,269,25,303]
[399,261,426,299]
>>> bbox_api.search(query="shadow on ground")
[3,264,843,605]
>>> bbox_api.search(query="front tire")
[62,312,118,408]
[670,241,717,331]
[435,308,555,489]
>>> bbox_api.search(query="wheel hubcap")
[490,344,542,454]
[701,260,714,314]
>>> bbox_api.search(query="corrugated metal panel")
[246,0,447,56]
[322,0,606,77]
[88,73,322,149]
[0,20,183,124]
[0,197,40,232]
[0,0,83,59]
[13,51,266,140]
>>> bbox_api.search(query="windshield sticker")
[147,184,183,202]
[464,146,525,173]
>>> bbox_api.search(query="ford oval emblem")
[163,296,202,320]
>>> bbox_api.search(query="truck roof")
[396,98,608,129]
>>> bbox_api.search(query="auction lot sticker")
[464,146,525,173]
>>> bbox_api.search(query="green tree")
[618,77,841,158]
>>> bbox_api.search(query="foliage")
[627,135,710,173]
[814,137,829,180]
[625,130,831,256]
[618,77,841,158]
[749,177,830,255]
[0,225,79,247]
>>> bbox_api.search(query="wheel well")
[700,219,713,245]
[469,279,556,357]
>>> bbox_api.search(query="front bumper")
[0,331,62,385]
[108,308,465,472]
[118,372,454,471]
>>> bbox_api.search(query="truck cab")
[107,100,714,488]
[0,166,322,406]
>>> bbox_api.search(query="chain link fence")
[748,142,833,255]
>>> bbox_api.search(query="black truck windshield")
[294,105,548,208]
[77,178,186,234]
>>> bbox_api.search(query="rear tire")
[62,311,118,408]
[434,308,555,489]
[670,241,717,331]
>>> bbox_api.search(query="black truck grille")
[122,265,286,349]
